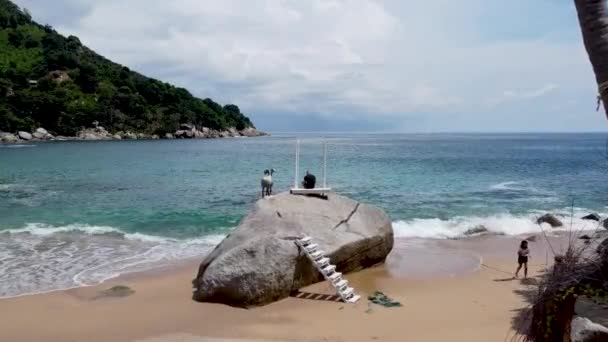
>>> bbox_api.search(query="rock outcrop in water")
[582,213,601,222]
[192,192,394,307]
[536,213,563,228]
[0,123,267,143]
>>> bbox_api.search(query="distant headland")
[0,0,262,141]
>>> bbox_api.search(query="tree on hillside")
[0,0,256,135]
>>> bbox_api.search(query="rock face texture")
[571,316,608,342]
[192,192,394,307]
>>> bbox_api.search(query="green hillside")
[0,0,255,136]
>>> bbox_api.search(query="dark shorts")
[518,256,528,264]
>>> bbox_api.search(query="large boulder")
[32,132,45,139]
[240,127,267,137]
[192,192,394,307]
[82,133,100,140]
[18,131,32,140]
[0,133,18,143]
[228,127,239,137]
[537,213,563,228]
[180,123,195,131]
[123,132,137,140]
[78,128,112,140]
[571,316,608,342]
[35,127,48,135]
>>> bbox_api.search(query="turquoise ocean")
[1,133,607,297]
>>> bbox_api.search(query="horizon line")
[265,130,608,135]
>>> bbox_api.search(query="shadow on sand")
[508,277,541,341]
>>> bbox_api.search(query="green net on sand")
[367,291,402,307]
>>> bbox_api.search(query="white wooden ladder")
[295,236,361,303]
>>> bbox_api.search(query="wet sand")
[0,233,594,342]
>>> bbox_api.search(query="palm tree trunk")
[574,0,608,119]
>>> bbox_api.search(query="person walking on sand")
[515,240,530,279]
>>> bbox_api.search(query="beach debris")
[536,213,563,228]
[580,235,592,241]
[582,213,602,222]
[95,285,135,299]
[368,291,402,308]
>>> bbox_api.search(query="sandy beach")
[0,234,589,342]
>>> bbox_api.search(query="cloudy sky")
[11,0,608,132]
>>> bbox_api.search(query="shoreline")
[0,230,603,301]
[0,126,268,144]
[0,233,591,342]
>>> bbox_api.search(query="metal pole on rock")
[323,140,327,188]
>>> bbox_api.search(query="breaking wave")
[0,223,224,298]
[392,208,605,239]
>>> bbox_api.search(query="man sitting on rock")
[302,171,316,189]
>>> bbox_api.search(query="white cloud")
[489,84,560,106]
[12,0,606,131]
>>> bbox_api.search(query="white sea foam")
[0,223,225,298]
[393,208,606,239]
[1,144,36,148]
[490,181,524,191]
[1,207,604,298]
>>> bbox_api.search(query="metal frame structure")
[290,139,331,194]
